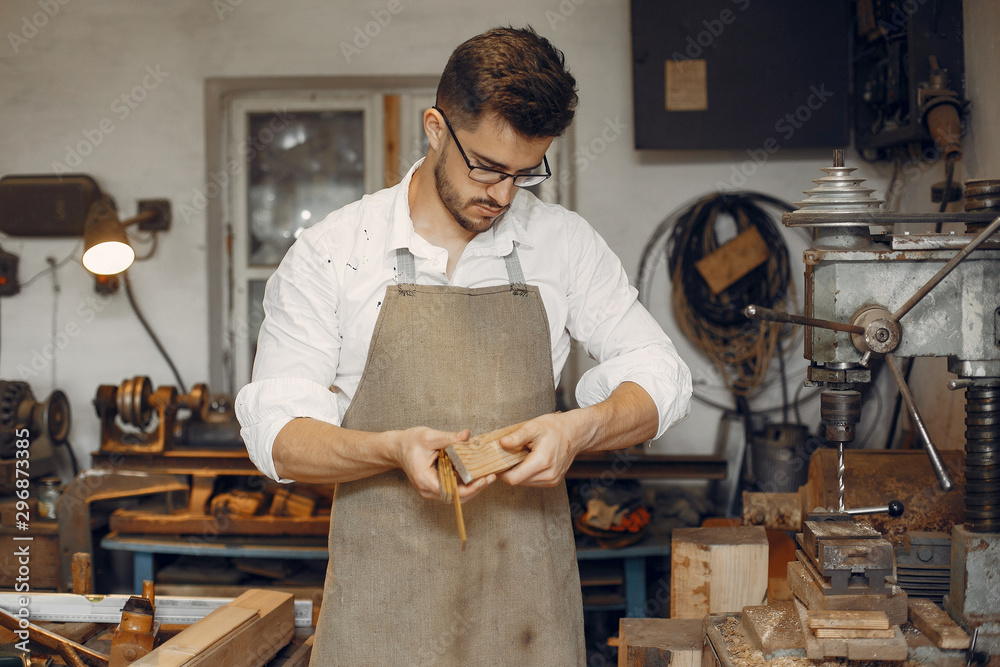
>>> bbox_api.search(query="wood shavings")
[716,617,924,667]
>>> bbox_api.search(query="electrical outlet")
[0,248,20,297]
[137,199,172,232]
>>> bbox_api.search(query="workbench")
[103,532,672,620]
[101,533,328,593]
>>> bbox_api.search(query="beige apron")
[310,247,586,666]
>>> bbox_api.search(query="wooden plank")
[908,597,970,650]
[109,509,330,536]
[786,561,908,626]
[791,597,907,661]
[132,606,257,666]
[808,610,890,630]
[445,421,530,483]
[133,590,294,667]
[740,602,804,659]
[384,94,401,187]
[190,590,294,667]
[617,618,701,667]
[813,627,895,639]
[694,226,770,295]
[669,526,768,619]
[35,621,102,645]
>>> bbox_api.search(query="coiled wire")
[638,191,797,399]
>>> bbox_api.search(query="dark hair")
[436,26,578,138]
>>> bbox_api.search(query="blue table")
[103,533,671,618]
[101,533,329,593]
[575,539,672,618]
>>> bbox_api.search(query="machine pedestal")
[947,525,1000,654]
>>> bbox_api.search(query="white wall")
[0,0,993,467]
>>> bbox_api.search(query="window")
[206,79,570,393]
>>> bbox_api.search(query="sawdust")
[717,616,924,667]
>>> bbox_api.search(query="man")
[236,26,691,665]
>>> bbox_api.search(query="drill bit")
[838,442,845,512]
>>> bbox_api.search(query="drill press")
[746,151,1000,654]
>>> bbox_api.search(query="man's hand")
[495,412,590,487]
[496,382,660,488]
[390,427,495,502]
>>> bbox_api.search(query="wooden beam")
[617,618,702,667]
[109,510,330,536]
[133,590,294,667]
[384,94,401,187]
[908,597,970,650]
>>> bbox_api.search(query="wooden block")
[445,421,530,483]
[669,526,768,619]
[786,561,908,626]
[71,552,92,595]
[909,597,970,650]
[808,610,890,630]
[133,589,294,667]
[617,618,702,667]
[211,491,265,517]
[694,226,770,294]
[740,602,805,659]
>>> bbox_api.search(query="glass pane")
[248,110,365,265]
[248,279,267,370]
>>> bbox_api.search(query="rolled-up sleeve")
[564,217,692,439]
[235,229,344,482]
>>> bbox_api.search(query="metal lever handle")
[844,499,905,517]
[892,215,1000,322]
[885,353,954,491]
[743,305,865,335]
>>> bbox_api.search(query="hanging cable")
[123,271,187,393]
[638,191,797,401]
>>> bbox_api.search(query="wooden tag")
[695,226,770,294]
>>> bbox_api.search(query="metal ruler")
[0,593,312,627]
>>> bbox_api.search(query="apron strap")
[395,246,528,294]
[396,247,417,284]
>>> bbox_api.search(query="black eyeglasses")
[433,106,551,188]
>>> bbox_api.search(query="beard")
[433,149,508,234]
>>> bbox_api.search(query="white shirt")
[236,160,692,482]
